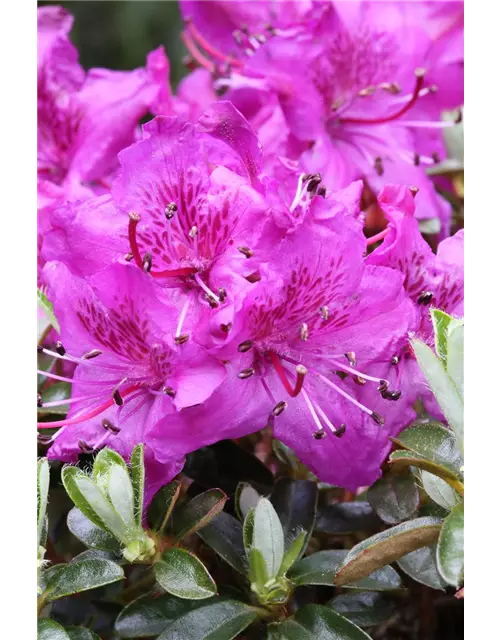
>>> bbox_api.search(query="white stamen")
[176,295,192,338]
[194,273,220,303]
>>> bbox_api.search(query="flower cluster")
[37,3,464,496]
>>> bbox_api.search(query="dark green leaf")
[397,545,447,590]
[130,444,145,527]
[389,450,460,485]
[44,558,124,601]
[315,502,380,534]
[171,489,228,542]
[334,517,442,587]
[155,548,217,600]
[156,599,258,640]
[328,592,394,628]
[66,627,101,640]
[38,619,71,640]
[267,620,315,639]
[115,594,201,638]
[67,508,120,552]
[420,471,461,511]
[391,422,463,476]
[147,480,182,532]
[437,502,464,587]
[38,382,71,416]
[343,566,401,592]
[293,604,372,639]
[271,478,318,558]
[368,472,419,524]
[252,498,285,581]
[197,511,246,574]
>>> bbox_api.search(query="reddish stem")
[128,215,144,269]
[187,21,243,68]
[181,32,215,72]
[366,227,390,246]
[150,267,197,279]
[269,352,306,398]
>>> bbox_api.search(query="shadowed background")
[38,1,186,86]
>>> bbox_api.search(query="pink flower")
[38,261,225,463]
[366,184,463,415]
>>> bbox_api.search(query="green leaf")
[389,450,460,484]
[38,288,60,332]
[115,594,201,638]
[93,447,128,484]
[315,502,380,534]
[267,619,315,639]
[334,517,442,587]
[171,489,228,542]
[107,464,135,529]
[288,550,400,591]
[38,619,70,640]
[431,309,455,364]
[447,322,464,398]
[38,382,71,416]
[43,558,124,601]
[148,480,182,532]
[252,497,285,581]
[437,502,464,587]
[38,458,50,548]
[155,548,217,600]
[62,466,126,541]
[130,444,145,527]
[248,547,269,588]
[243,508,255,554]
[278,531,308,577]
[397,545,447,590]
[328,592,394,628]
[411,338,463,445]
[391,422,463,477]
[368,472,419,524]
[67,507,120,552]
[270,478,318,559]
[197,511,246,574]
[292,604,372,639]
[420,471,461,511]
[66,627,101,640]
[235,482,260,521]
[156,599,258,640]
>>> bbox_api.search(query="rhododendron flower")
[38,261,225,462]
[366,184,464,414]
[177,1,463,235]
[37,5,169,281]
[150,197,417,488]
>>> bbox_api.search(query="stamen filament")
[194,273,220,302]
[269,352,306,397]
[37,370,123,386]
[315,372,378,420]
[181,32,215,72]
[186,21,243,68]
[366,228,389,246]
[176,295,192,338]
[301,388,325,433]
[40,392,108,408]
[312,400,338,435]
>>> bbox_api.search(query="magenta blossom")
[37,5,169,281]
[38,261,225,463]
[366,184,463,415]
[150,195,417,489]
[177,1,463,236]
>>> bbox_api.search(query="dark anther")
[237,340,253,353]
[381,389,402,401]
[353,375,367,386]
[380,82,401,94]
[78,440,94,454]
[306,173,322,193]
[56,341,66,356]
[377,380,389,393]
[37,393,43,408]
[163,386,176,398]
[300,323,309,341]
[335,370,348,380]
[165,202,178,220]
[37,345,44,353]
[238,367,255,379]
[238,246,254,258]
[83,349,102,360]
[391,355,400,365]
[142,252,153,273]
[245,271,261,283]
[455,109,463,124]
[374,157,384,176]
[418,291,434,305]
[218,288,227,302]
[112,389,124,407]
[207,296,219,309]
[345,351,356,366]
[175,334,189,345]
[313,429,326,440]
[320,305,329,320]
[413,152,421,166]
[317,186,327,198]
[334,423,347,438]
[124,252,134,262]
[102,418,121,434]
[220,322,232,333]
[37,433,52,445]
[371,412,385,426]
[409,186,419,198]
[272,401,287,416]
[432,152,440,164]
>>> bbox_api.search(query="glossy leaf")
[235,482,260,521]
[155,548,217,600]
[130,444,145,527]
[37,458,50,548]
[267,619,315,639]
[389,450,459,483]
[43,557,124,601]
[411,338,463,445]
[197,511,246,574]
[368,472,419,524]
[328,592,394,628]
[288,549,347,586]
[421,471,461,511]
[66,628,101,640]
[147,480,181,532]
[397,544,447,590]
[437,502,464,587]
[156,599,258,640]
[38,619,70,640]
[171,489,228,542]
[271,478,318,558]
[345,566,402,592]
[67,507,120,552]
[293,604,372,639]
[315,502,380,534]
[334,517,442,586]
[115,594,201,638]
[252,497,285,581]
